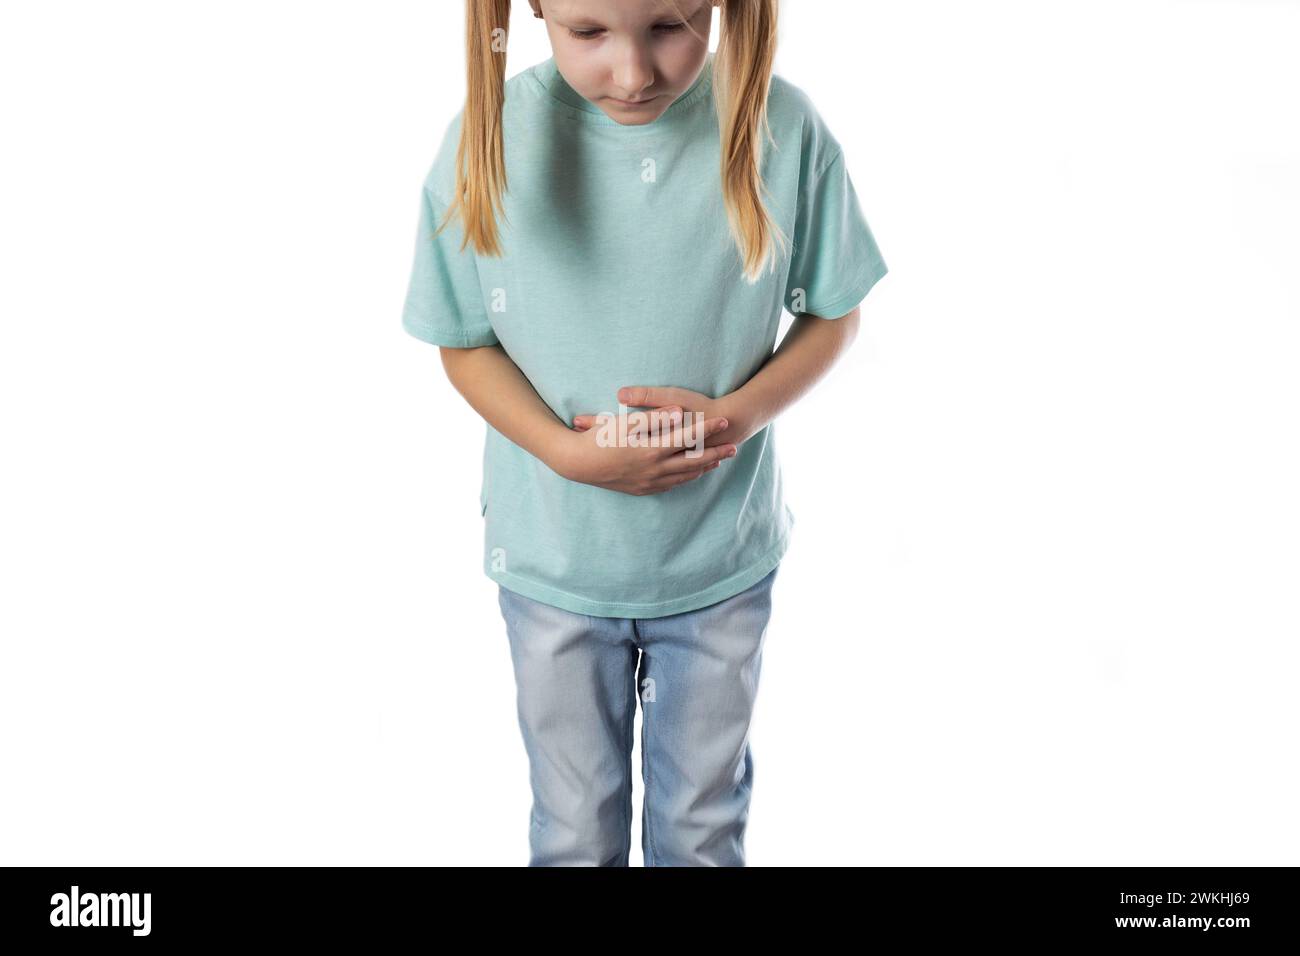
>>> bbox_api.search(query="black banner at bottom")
[0,866,1293,945]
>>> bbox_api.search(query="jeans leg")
[498,586,639,866]
[636,565,779,866]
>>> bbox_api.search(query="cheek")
[555,44,600,74]
[662,48,709,89]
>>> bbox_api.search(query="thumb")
[573,412,615,432]
[619,385,688,408]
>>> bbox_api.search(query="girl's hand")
[573,386,757,449]
[553,406,738,496]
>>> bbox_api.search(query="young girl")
[403,0,887,866]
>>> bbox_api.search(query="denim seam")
[621,653,635,867]
[641,690,659,867]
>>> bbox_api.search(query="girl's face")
[531,0,716,126]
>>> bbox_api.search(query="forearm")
[438,344,571,470]
[722,307,860,438]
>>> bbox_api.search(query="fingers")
[576,412,616,433]
[631,406,682,437]
[572,412,615,431]
[659,440,737,474]
[618,443,730,496]
[574,407,683,436]
[618,385,690,409]
[698,422,740,448]
[658,413,730,456]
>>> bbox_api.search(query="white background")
[2,0,1296,866]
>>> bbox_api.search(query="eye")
[567,22,687,41]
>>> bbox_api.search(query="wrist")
[539,424,578,479]
[715,390,758,444]
[712,390,737,422]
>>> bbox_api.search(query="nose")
[611,46,656,100]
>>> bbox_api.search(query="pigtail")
[439,0,512,256]
[712,0,786,283]
[650,1,786,283]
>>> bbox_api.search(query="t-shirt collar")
[531,51,714,129]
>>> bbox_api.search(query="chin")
[609,113,663,126]
[605,103,669,124]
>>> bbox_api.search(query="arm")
[717,306,861,445]
[438,343,572,468]
[439,344,736,494]
[586,305,861,450]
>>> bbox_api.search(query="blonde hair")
[439,0,786,283]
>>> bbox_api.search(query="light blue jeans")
[497,564,779,867]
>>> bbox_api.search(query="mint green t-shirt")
[402,52,887,618]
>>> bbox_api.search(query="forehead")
[546,0,691,24]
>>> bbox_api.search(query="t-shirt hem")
[487,521,793,620]
[403,311,499,348]
[801,256,889,319]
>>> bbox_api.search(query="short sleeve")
[783,146,888,319]
[401,183,500,348]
